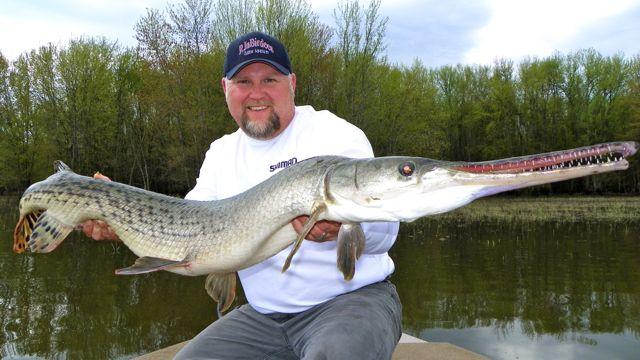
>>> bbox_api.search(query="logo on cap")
[239,38,275,56]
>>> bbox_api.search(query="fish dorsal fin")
[115,256,189,275]
[53,160,73,173]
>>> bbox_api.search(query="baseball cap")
[224,31,292,79]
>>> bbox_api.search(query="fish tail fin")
[17,211,74,253]
[13,215,29,253]
[13,210,44,253]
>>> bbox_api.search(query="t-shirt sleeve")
[311,110,374,159]
[185,142,221,201]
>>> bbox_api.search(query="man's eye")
[264,78,276,83]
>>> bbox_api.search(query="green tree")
[55,38,119,173]
[332,0,388,128]
[0,51,54,190]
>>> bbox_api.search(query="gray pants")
[174,280,403,360]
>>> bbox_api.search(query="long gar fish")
[13,141,638,313]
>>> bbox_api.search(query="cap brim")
[225,59,290,79]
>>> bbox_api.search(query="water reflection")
[1,196,219,359]
[392,220,640,358]
[1,196,640,359]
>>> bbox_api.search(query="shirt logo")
[270,157,298,172]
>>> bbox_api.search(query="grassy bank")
[424,196,640,224]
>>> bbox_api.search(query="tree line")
[1,0,638,195]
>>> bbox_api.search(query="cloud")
[382,0,492,66]
[0,0,168,60]
[561,4,640,57]
[2,0,638,67]
[464,0,640,64]
[308,0,492,67]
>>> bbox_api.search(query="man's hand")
[77,172,120,241]
[291,216,341,243]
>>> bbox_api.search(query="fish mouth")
[450,141,638,174]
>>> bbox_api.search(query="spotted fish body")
[13,157,342,276]
[13,141,638,312]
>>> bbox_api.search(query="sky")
[1,0,639,68]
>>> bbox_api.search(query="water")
[1,196,639,359]
[394,220,640,359]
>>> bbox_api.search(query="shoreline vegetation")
[421,196,640,224]
[1,0,639,195]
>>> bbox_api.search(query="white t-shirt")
[186,105,398,314]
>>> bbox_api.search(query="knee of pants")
[301,325,398,360]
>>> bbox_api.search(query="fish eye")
[398,161,415,177]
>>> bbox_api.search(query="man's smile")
[247,105,270,111]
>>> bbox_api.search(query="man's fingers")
[93,172,112,181]
[308,225,327,240]
[105,226,117,239]
[306,220,340,241]
[91,223,104,240]
[319,220,341,232]
[81,221,94,238]
[96,220,112,240]
[78,219,117,241]
[291,216,342,242]
[291,216,307,234]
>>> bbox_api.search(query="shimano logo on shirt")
[270,157,298,172]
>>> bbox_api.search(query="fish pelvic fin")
[115,257,189,275]
[281,202,327,273]
[15,211,73,253]
[13,210,44,253]
[205,273,237,317]
[336,223,365,281]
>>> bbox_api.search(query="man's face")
[222,62,296,140]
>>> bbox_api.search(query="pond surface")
[1,196,639,359]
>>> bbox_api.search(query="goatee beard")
[241,111,281,139]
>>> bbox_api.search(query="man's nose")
[248,84,267,99]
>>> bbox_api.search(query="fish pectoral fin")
[336,223,366,281]
[205,273,237,317]
[281,203,327,273]
[115,257,189,275]
[14,211,73,254]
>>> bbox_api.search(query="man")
[84,32,402,359]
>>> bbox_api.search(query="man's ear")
[221,78,227,93]
[290,73,297,92]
